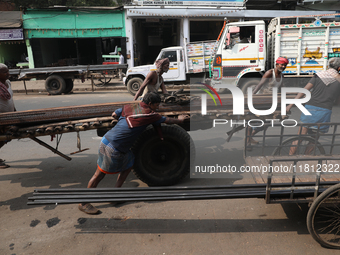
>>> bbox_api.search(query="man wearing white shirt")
[118,51,125,81]
[0,63,16,168]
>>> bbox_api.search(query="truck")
[124,40,216,95]
[210,13,340,92]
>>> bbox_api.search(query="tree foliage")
[7,0,117,10]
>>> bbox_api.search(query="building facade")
[22,7,126,68]
[124,0,337,67]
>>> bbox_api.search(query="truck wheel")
[132,124,195,186]
[45,75,66,95]
[64,79,74,94]
[240,79,261,94]
[127,77,143,96]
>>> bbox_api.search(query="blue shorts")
[97,137,134,174]
[300,105,332,133]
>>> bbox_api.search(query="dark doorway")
[31,37,125,67]
[190,21,224,42]
[77,38,98,65]
[134,19,179,65]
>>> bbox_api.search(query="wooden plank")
[321,160,340,182]
[245,157,266,184]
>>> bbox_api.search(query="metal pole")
[30,137,72,161]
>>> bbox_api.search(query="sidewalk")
[10,78,192,94]
[11,78,126,94]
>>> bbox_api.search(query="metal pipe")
[27,188,326,205]
[33,181,340,193]
[30,137,72,161]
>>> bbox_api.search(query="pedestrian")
[0,63,16,168]
[133,58,170,100]
[78,92,189,214]
[118,51,125,81]
[246,57,288,148]
[286,57,340,155]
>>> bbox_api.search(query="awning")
[0,11,22,28]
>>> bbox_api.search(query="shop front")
[23,7,126,68]
[0,11,28,69]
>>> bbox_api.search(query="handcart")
[244,121,340,249]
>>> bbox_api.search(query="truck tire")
[132,124,195,186]
[45,75,66,95]
[240,79,261,94]
[64,79,74,94]
[127,77,143,96]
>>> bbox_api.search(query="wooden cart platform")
[245,155,340,184]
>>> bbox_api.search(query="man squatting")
[79,92,189,214]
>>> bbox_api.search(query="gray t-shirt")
[307,75,340,110]
[0,80,15,113]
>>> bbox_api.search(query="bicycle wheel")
[307,183,340,249]
[272,136,325,156]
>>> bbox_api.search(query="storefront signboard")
[134,0,244,6]
[0,29,23,41]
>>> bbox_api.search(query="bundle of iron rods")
[27,182,338,205]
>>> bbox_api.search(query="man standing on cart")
[286,57,340,155]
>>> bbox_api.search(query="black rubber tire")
[132,124,195,186]
[64,79,74,94]
[240,78,261,94]
[272,137,325,156]
[307,183,340,249]
[45,75,66,95]
[127,77,143,96]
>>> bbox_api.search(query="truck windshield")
[159,51,177,62]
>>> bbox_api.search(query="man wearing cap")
[247,57,288,147]
[253,57,289,94]
[134,58,170,100]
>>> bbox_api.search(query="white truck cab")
[211,20,266,93]
[124,41,215,95]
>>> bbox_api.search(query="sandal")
[0,161,10,169]
[78,203,99,215]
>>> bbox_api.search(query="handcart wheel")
[272,137,325,156]
[102,78,111,84]
[94,75,109,86]
[307,183,340,249]
[132,124,195,186]
[64,79,74,94]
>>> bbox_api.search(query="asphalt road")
[1,90,340,254]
